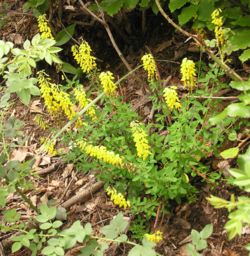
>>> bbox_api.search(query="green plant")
[0,34,62,106]
[186,224,213,256]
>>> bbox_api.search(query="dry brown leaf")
[11,148,28,162]
[62,164,74,179]
[40,156,51,166]
[30,100,43,113]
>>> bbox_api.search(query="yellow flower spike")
[42,139,57,156]
[34,115,47,130]
[145,231,163,243]
[106,187,130,209]
[37,14,54,39]
[74,88,97,121]
[77,140,124,167]
[180,58,197,90]
[99,71,117,96]
[163,86,181,111]
[141,53,157,81]
[71,41,96,74]
[211,9,225,46]
[130,121,150,160]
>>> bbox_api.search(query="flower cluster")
[145,231,163,243]
[211,9,224,46]
[37,15,54,39]
[180,58,197,90]
[38,73,80,123]
[71,41,96,74]
[99,71,117,96]
[163,86,181,110]
[130,121,150,160]
[34,115,47,130]
[74,88,97,120]
[106,187,130,209]
[141,53,157,81]
[77,140,124,167]
[40,138,57,156]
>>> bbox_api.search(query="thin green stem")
[91,235,137,246]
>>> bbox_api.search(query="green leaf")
[225,218,242,240]
[100,213,129,239]
[238,93,250,104]
[209,109,228,125]
[79,240,99,256]
[100,0,124,16]
[197,0,214,21]
[230,80,250,91]
[3,209,21,223]
[54,247,64,256]
[128,239,157,256]
[178,4,198,25]
[17,89,31,105]
[239,49,250,62]
[42,245,55,255]
[195,239,207,251]
[228,29,250,53]
[191,229,200,247]
[52,220,63,229]
[226,103,250,118]
[123,0,139,9]
[186,244,201,256]
[200,224,213,239]
[40,222,53,230]
[36,204,57,223]
[0,188,8,207]
[169,0,189,12]
[55,24,76,46]
[220,147,239,159]
[62,62,79,75]
[12,242,22,253]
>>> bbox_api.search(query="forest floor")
[0,1,250,256]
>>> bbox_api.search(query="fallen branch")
[155,0,243,82]
[37,161,61,175]
[61,181,104,208]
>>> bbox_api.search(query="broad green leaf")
[232,16,250,27]
[206,195,229,209]
[52,220,63,228]
[178,4,198,25]
[227,29,250,53]
[169,0,189,12]
[18,89,31,105]
[209,110,228,125]
[54,247,64,256]
[12,242,22,253]
[238,93,250,104]
[3,209,21,223]
[186,244,200,256]
[79,240,99,256]
[197,0,214,21]
[55,24,76,46]
[191,229,200,246]
[195,239,207,251]
[62,62,79,75]
[139,0,150,8]
[42,245,55,255]
[100,213,129,239]
[230,80,250,91]
[40,222,53,230]
[200,224,213,239]
[226,103,250,118]
[123,0,139,9]
[36,204,57,223]
[128,239,156,256]
[237,146,250,173]
[220,147,239,159]
[100,0,124,16]
[225,218,242,240]
[239,49,250,62]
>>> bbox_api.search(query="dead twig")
[37,161,61,175]
[61,181,104,208]
[78,0,132,71]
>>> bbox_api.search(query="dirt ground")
[0,1,250,256]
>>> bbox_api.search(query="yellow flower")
[77,140,124,167]
[37,14,54,39]
[38,73,83,125]
[130,121,150,160]
[34,115,47,130]
[141,53,157,81]
[180,58,196,90]
[211,9,224,46]
[99,71,117,96]
[71,41,96,74]
[41,139,57,156]
[163,86,181,110]
[74,88,97,120]
[106,186,130,209]
[145,231,163,243]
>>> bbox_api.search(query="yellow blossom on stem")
[41,138,57,156]
[141,53,157,81]
[34,115,47,130]
[163,86,181,110]
[37,14,54,39]
[180,58,197,90]
[74,88,97,120]
[145,231,163,243]
[77,140,124,167]
[106,186,130,209]
[71,41,96,74]
[99,71,117,96]
[130,121,150,160]
[211,9,225,46]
